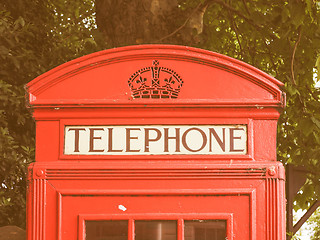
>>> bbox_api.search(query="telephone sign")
[64,125,247,155]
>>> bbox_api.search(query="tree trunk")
[95,0,207,47]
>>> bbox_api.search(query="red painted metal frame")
[32,107,280,162]
[26,45,286,240]
[28,161,285,240]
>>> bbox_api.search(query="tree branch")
[262,40,278,77]
[241,0,251,16]
[306,84,319,101]
[205,0,278,39]
[226,2,243,58]
[157,3,203,42]
[159,0,277,43]
[291,26,302,86]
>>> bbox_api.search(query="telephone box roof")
[26,44,285,109]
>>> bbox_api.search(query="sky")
[295,209,314,240]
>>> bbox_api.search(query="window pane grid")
[85,219,226,240]
[184,220,226,240]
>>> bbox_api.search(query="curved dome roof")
[26,45,285,108]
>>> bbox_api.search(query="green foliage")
[0,0,103,228]
[310,208,320,240]
[291,208,320,240]
[0,0,320,235]
[172,0,320,214]
[0,8,37,228]
[198,0,320,211]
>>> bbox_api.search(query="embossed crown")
[128,60,183,99]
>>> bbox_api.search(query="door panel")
[59,195,250,240]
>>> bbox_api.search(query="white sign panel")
[64,125,247,155]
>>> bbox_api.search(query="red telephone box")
[26,45,286,240]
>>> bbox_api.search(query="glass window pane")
[135,220,177,240]
[184,220,226,240]
[85,220,128,240]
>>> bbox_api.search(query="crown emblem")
[128,60,183,99]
